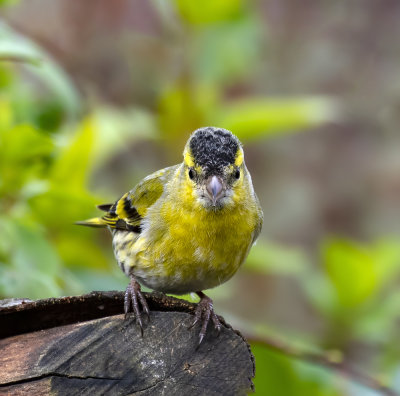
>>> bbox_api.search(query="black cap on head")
[189,127,240,176]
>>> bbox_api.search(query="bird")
[77,126,263,345]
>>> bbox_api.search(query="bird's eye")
[234,169,240,179]
[188,168,195,180]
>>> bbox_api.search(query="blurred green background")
[1,1,400,395]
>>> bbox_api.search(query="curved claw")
[124,277,150,336]
[211,311,222,336]
[190,291,222,347]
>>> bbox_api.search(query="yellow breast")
[132,187,258,294]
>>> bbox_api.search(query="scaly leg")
[190,291,222,346]
[124,277,150,336]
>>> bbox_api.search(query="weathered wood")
[0,292,255,395]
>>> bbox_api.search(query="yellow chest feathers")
[130,171,261,293]
[141,195,257,273]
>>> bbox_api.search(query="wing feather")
[77,165,177,232]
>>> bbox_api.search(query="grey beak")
[206,176,224,205]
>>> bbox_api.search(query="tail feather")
[97,203,113,212]
[75,217,108,228]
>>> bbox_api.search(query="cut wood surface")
[0,291,255,396]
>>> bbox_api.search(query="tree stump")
[0,291,255,395]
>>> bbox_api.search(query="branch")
[0,291,254,395]
[1,291,396,395]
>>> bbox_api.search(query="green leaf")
[252,344,342,396]
[0,124,53,162]
[0,0,19,9]
[56,234,111,270]
[157,83,217,146]
[0,97,13,131]
[245,241,308,275]
[0,123,53,195]
[322,239,377,309]
[215,97,338,140]
[0,217,62,299]
[0,22,80,119]
[175,0,244,25]
[29,118,100,227]
[30,185,99,229]
[252,344,298,395]
[0,21,41,65]
[371,239,400,288]
[50,118,94,189]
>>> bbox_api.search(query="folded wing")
[76,166,177,233]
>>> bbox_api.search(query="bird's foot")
[124,277,150,336]
[190,291,222,346]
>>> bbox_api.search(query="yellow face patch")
[234,147,244,167]
[183,149,195,168]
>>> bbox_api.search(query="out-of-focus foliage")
[0,22,81,125]
[0,104,109,298]
[1,0,400,395]
[217,97,338,140]
[0,1,335,298]
[252,344,390,396]
[304,239,400,348]
[246,242,308,275]
[176,0,244,25]
[253,344,341,396]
